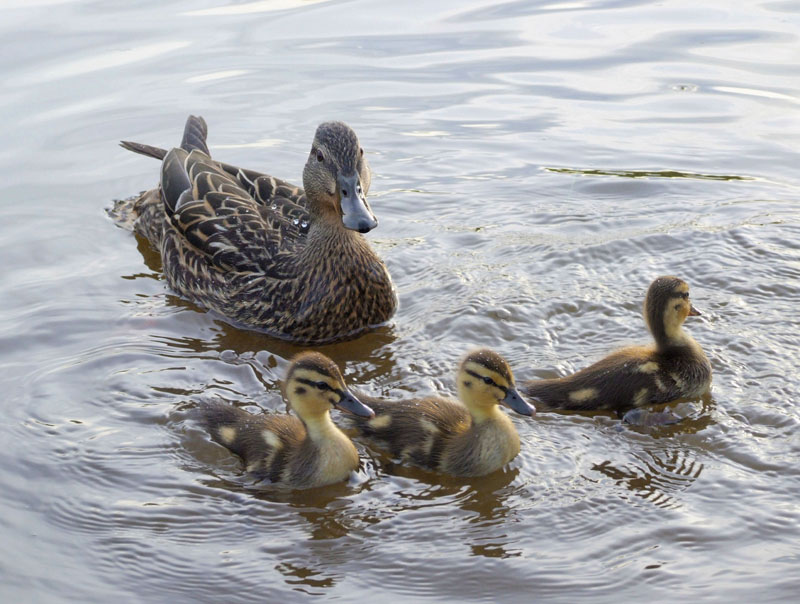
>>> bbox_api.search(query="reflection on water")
[545,167,756,181]
[593,448,704,510]
[1,0,800,601]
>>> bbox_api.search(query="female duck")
[349,349,536,477]
[113,116,397,344]
[200,351,374,488]
[521,276,711,412]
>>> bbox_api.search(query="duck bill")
[502,387,536,416]
[338,173,377,233]
[335,389,375,418]
[688,304,702,317]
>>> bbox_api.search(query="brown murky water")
[2,0,799,601]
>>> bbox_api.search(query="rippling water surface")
[2,0,799,601]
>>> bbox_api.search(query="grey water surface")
[1,0,799,601]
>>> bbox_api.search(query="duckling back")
[521,344,711,412]
[200,400,363,488]
[350,395,470,471]
[350,393,523,477]
[199,401,305,484]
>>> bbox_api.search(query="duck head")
[644,276,702,347]
[456,348,536,421]
[284,351,374,421]
[302,121,377,233]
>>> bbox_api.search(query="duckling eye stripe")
[465,369,507,393]
[296,377,330,391]
[294,378,346,400]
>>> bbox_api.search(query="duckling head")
[284,351,374,421]
[644,276,702,346]
[302,121,377,233]
[456,349,536,420]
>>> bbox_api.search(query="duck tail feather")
[181,115,210,155]
[120,140,168,160]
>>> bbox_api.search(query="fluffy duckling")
[521,276,711,412]
[199,351,374,488]
[112,116,396,344]
[349,349,536,477]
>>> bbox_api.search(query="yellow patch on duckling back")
[637,361,659,374]
[633,388,650,407]
[218,426,237,445]
[670,373,685,388]
[368,414,392,430]
[262,430,283,450]
[568,388,598,403]
[419,418,439,434]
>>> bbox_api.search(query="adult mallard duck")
[199,351,374,488]
[348,349,536,477]
[112,116,397,344]
[521,276,712,412]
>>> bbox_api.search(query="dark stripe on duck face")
[294,377,346,401]
[465,369,508,395]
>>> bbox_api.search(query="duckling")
[348,349,536,477]
[199,351,374,488]
[111,116,397,344]
[521,276,711,412]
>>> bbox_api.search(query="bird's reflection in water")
[127,298,399,425]
[274,561,337,595]
[593,447,704,509]
[133,231,163,273]
[619,392,716,437]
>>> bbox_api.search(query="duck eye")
[316,150,324,162]
[482,376,494,386]
[316,381,330,391]
[359,147,363,157]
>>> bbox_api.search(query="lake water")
[1,0,799,601]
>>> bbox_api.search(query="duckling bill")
[199,352,373,489]
[521,276,711,412]
[348,349,536,477]
[112,116,397,344]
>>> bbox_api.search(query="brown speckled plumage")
[521,276,712,412]
[349,349,535,477]
[111,116,397,344]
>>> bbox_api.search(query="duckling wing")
[522,349,683,411]
[349,394,469,468]
[198,401,305,483]
[162,148,305,279]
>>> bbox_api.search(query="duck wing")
[121,114,310,214]
[160,147,304,279]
